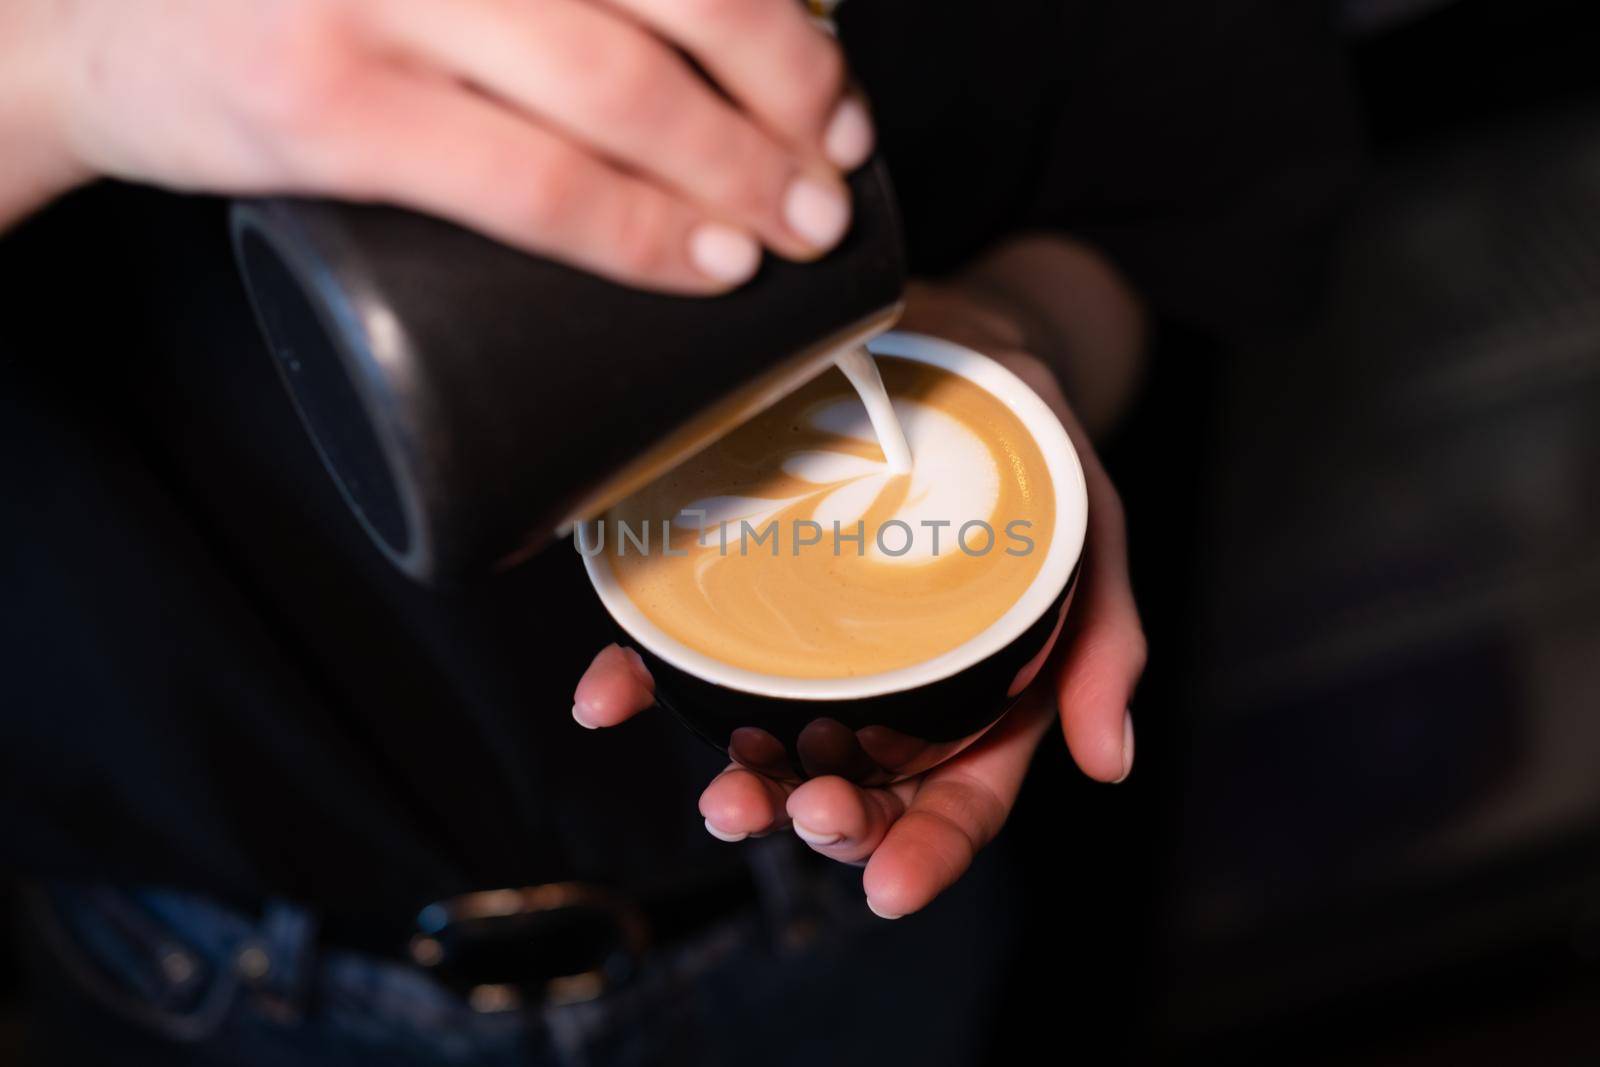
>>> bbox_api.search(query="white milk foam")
[673,382,1001,563]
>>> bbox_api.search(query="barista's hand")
[0,0,872,290]
[574,280,1146,919]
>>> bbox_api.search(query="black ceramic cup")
[581,331,1088,785]
[228,160,904,584]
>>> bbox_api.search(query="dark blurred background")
[988,0,1600,1061]
[4,0,1599,1061]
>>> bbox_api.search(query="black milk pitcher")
[229,159,904,583]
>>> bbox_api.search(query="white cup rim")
[581,330,1089,700]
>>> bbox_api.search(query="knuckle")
[805,43,848,107]
[679,0,751,26]
[606,193,674,278]
[1068,620,1145,697]
[780,40,846,130]
[243,4,357,133]
[720,172,777,223]
[908,808,982,876]
[919,777,1003,851]
[519,156,584,234]
[586,38,669,126]
[694,131,782,219]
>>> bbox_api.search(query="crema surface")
[601,357,1055,678]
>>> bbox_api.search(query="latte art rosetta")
[600,357,1055,678]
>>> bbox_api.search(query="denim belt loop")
[235,899,319,1024]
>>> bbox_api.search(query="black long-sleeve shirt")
[846,0,1359,332]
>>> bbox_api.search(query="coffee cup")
[581,330,1087,784]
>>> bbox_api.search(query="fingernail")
[572,703,599,730]
[792,821,843,848]
[621,647,651,686]
[688,223,760,285]
[704,818,748,843]
[866,898,903,921]
[1114,710,1135,783]
[823,97,874,170]
[783,176,851,250]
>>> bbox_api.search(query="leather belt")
[321,866,761,1011]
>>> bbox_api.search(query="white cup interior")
[582,330,1089,701]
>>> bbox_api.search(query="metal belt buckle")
[409,883,650,1012]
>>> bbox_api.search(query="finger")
[861,693,1054,919]
[300,69,761,292]
[372,0,849,259]
[603,0,871,168]
[700,764,795,842]
[1056,452,1145,784]
[572,644,655,728]
[728,726,802,779]
[952,349,1145,780]
[785,775,907,864]
[1016,386,1144,782]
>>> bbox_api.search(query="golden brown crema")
[594,357,1055,678]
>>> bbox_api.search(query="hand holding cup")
[575,284,1146,919]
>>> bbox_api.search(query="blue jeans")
[23,839,1019,1066]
